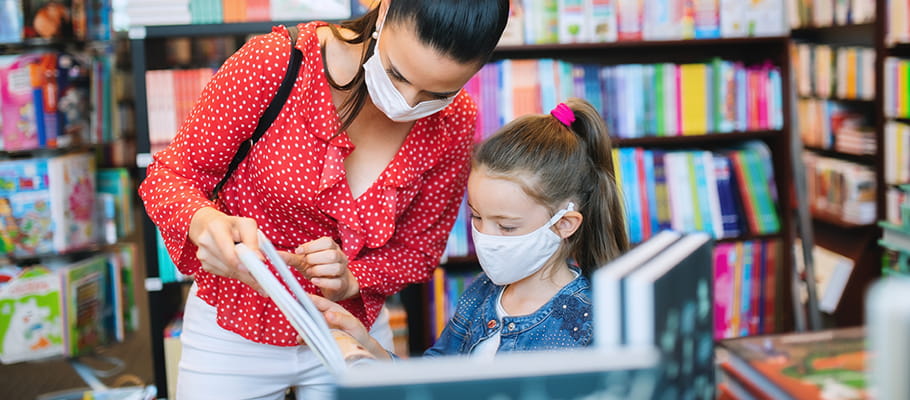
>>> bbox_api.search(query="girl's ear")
[554,211,583,239]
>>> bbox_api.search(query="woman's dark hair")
[326,0,509,133]
[472,98,630,275]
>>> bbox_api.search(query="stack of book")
[879,184,910,276]
[464,58,784,141]
[499,0,788,45]
[594,230,716,398]
[0,245,140,364]
[802,152,877,225]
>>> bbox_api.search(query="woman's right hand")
[189,207,265,295]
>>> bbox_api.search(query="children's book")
[61,254,111,357]
[235,230,346,376]
[0,0,24,43]
[335,347,660,400]
[95,168,134,240]
[0,266,65,363]
[49,152,96,252]
[0,158,54,257]
[0,53,42,151]
[718,326,868,400]
[269,0,350,21]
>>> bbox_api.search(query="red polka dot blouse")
[138,21,477,346]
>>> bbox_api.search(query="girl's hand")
[188,207,265,295]
[308,294,390,360]
[281,237,360,301]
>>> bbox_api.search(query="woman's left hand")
[280,237,360,301]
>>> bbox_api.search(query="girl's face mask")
[471,203,575,285]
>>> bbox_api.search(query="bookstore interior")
[1,0,910,399]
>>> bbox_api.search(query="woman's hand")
[188,207,265,295]
[280,237,360,301]
[308,294,391,360]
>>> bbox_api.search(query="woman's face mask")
[362,28,457,122]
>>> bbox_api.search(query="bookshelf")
[789,7,881,328]
[881,0,910,277]
[0,0,142,377]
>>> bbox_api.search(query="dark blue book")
[623,232,715,399]
[712,153,744,238]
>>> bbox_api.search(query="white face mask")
[363,31,456,122]
[471,203,575,285]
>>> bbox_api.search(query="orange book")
[510,59,542,118]
[222,0,247,23]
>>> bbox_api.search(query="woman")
[138,1,509,398]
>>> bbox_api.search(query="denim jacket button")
[487,320,497,329]
[508,322,516,331]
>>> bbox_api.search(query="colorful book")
[719,327,868,400]
[0,267,65,363]
[61,254,112,357]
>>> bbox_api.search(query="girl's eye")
[499,225,517,233]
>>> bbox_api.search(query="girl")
[139,1,509,398]
[313,98,630,360]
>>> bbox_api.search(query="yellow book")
[730,242,743,336]
[433,268,446,339]
[845,48,857,99]
[679,64,709,135]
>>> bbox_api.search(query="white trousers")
[177,284,392,400]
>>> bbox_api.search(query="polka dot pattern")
[138,21,478,346]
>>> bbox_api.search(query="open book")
[235,231,346,375]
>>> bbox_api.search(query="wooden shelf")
[797,95,876,104]
[810,209,878,229]
[492,37,789,65]
[127,20,328,39]
[613,130,782,148]
[790,23,876,45]
[886,42,910,56]
[802,146,876,164]
[717,232,784,243]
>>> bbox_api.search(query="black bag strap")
[211,26,303,201]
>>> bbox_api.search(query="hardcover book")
[718,326,867,400]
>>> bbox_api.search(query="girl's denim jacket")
[423,267,593,357]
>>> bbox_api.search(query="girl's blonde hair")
[472,98,629,274]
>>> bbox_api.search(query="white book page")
[235,232,346,375]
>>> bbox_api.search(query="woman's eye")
[387,69,407,82]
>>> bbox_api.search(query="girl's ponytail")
[473,97,629,274]
[564,99,629,271]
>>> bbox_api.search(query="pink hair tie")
[550,103,575,127]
